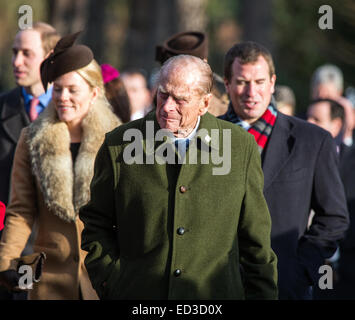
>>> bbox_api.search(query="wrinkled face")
[12,30,45,87]
[156,65,210,137]
[52,71,98,127]
[225,55,276,124]
[307,101,340,137]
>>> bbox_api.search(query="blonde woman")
[0,33,120,299]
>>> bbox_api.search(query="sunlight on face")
[225,56,276,124]
[12,30,45,87]
[52,71,96,127]
[156,64,209,137]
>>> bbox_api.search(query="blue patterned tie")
[174,139,190,151]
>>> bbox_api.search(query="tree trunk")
[83,0,108,63]
[123,0,178,76]
[48,0,89,37]
[175,0,208,32]
[239,0,274,53]
[123,0,208,79]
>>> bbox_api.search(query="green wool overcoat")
[80,112,278,300]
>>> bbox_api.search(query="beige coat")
[0,96,120,299]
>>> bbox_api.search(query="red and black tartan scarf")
[220,102,278,154]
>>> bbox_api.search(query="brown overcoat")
[0,96,120,299]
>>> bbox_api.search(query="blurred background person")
[101,63,131,123]
[155,31,229,117]
[274,85,296,116]
[306,98,355,299]
[307,98,346,156]
[121,69,152,121]
[311,64,354,146]
[345,87,355,137]
[0,33,120,300]
[0,21,60,301]
[306,98,347,300]
[0,22,60,213]
[337,137,355,299]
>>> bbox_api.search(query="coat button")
[177,227,185,235]
[174,269,182,277]
[179,186,187,193]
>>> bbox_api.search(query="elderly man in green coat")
[80,55,278,300]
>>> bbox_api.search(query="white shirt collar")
[238,119,251,131]
[171,116,200,159]
[173,116,201,142]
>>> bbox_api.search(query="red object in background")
[100,64,120,84]
[0,201,5,231]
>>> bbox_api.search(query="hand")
[0,269,24,292]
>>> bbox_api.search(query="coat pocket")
[102,259,125,299]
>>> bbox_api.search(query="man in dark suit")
[307,98,347,156]
[0,23,59,300]
[306,98,355,299]
[336,145,355,298]
[0,22,59,207]
[220,41,349,299]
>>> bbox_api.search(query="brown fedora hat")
[155,31,208,64]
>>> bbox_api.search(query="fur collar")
[27,97,120,222]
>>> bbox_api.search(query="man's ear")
[198,93,212,116]
[332,117,343,137]
[91,87,99,103]
[224,78,230,95]
[270,74,277,94]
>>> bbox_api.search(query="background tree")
[239,0,274,53]
[122,0,178,75]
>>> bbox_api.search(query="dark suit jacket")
[262,113,349,299]
[339,145,355,250]
[0,87,29,206]
[329,142,355,299]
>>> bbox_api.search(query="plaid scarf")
[221,102,278,154]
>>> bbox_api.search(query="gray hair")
[274,85,296,108]
[159,54,213,95]
[311,64,344,93]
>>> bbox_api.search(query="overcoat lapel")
[177,113,219,181]
[140,112,218,182]
[0,87,29,143]
[262,114,296,190]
